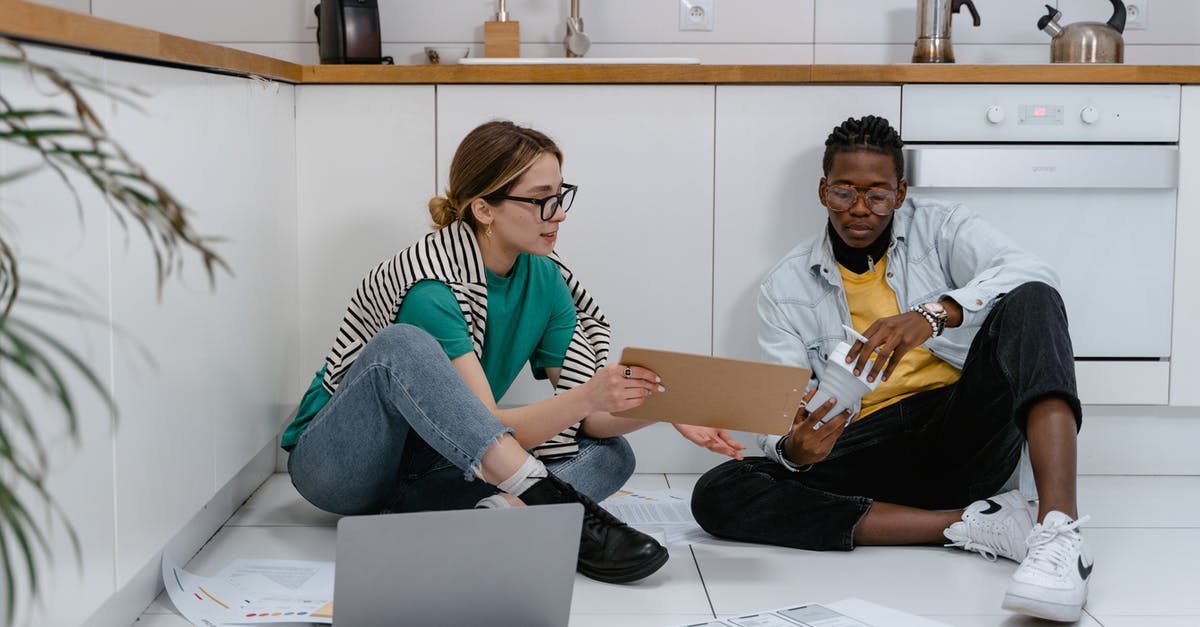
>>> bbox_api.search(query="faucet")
[564,0,591,57]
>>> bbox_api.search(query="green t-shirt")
[281,253,576,449]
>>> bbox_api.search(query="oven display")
[1018,105,1064,125]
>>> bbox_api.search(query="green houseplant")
[0,38,227,622]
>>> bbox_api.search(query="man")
[690,115,1092,622]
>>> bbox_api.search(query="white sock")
[474,494,514,509]
[495,455,548,496]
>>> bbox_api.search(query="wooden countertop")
[302,63,1200,85]
[5,1,1200,85]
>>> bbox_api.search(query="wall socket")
[1125,1,1147,30]
[679,0,714,32]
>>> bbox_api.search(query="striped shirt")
[320,220,611,459]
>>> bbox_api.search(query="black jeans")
[690,281,1082,551]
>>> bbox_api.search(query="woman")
[283,120,740,584]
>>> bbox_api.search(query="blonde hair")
[428,120,563,229]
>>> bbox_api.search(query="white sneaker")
[943,489,1035,563]
[1002,511,1093,622]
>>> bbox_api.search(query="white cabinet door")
[1,47,117,627]
[437,85,716,383]
[437,85,715,471]
[714,86,902,361]
[1174,86,1200,406]
[206,74,298,488]
[705,86,901,470]
[294,86,436,384]
[103,58,296,585]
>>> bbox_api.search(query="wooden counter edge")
[300,64,814,84]
[811,64,1200,84]
[0,0,302,83]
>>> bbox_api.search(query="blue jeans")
[691,281,1083,551]
[287,324,635,515]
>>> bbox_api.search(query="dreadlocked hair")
[822,115,905,181]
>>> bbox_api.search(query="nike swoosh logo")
[1078,556,1094,580]
[980,499,1002,515]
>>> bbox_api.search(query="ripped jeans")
[287,324,635,516]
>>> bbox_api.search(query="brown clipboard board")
[612,347,812,435]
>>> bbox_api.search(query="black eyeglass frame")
[821,183,900,217]
[483,183,578,221]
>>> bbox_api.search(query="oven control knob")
[1080,106,1100,125]
[985,106,1005,125]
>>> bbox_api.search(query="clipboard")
[612,347,812,435]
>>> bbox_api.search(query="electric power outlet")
[1125,1,1147,30]
[305,3,320,30]
[679,0,714,32]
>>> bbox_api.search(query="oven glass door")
[907,145,1177,359]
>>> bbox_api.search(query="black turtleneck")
[828,219,893,274]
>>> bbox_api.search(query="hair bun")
[428,195,458,228]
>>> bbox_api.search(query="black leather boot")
[521,473,668,584]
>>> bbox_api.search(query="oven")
[901,84,1180,405]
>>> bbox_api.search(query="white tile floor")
[134,474,1200,626]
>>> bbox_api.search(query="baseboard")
[83,439,277,627]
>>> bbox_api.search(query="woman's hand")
[781,388,851,466]
[583,363,663,414]
[673,424,746,460]
[846,311,932,384]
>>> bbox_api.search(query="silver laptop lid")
[334,503,583,627]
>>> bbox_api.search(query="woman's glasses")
[485,183,578,221]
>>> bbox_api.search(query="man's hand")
[846,311,932,384]
[673,424,746,460]
[781,388,851,466]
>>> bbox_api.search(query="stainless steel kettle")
[1038,0,1126,64]
[912,0,981,63]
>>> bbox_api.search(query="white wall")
[29,0,1200,65]
[0,45,297,625]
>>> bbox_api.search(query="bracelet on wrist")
[774,435,813,472]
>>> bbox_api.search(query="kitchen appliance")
[902,84,1180,405]
[316,0,388,64]
[1038,0,1126,63]
[912,0,981,63]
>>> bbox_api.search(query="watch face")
[923,302,947,316]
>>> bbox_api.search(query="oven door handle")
[904,146,1178,189]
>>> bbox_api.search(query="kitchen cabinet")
[294,85,437,375]
[2,47,298,624]
[0,47,116,627]
[713,86,902,362]
[105,58,297,586]
[1173,86,1200,406]
[437,85,716,471]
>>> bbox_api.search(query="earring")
[485,224,493,238]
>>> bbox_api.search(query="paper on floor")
[671,598,954,626]
[602,488,720,546]
[161,554,333,625]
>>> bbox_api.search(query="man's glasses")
[822,184,897,216]
[484,183,578,221]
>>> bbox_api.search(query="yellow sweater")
[839,256,961,419]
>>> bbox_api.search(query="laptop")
[332,503,583,627]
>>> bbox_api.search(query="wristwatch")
[911,301,949,337]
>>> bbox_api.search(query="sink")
[458,57,700,65]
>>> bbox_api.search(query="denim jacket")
[757,197,1059,464]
